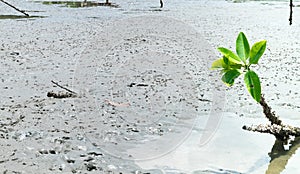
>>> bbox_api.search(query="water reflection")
[34,1,119,8]
[267,137,300,174]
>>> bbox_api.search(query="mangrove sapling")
[211,32,300,141]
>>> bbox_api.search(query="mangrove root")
[243,95,300,140]
[243,124,300,141]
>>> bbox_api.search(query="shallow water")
[135,113,300,173]
[1,0,300,173]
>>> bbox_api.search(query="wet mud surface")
[34,1,120,8]
[1,0,300,173]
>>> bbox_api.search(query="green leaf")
[221,69,241,86]
[218,47,242,64]
[244,70,261,102]
[236,32,250,63]
[211,58,226,70]
[249,40,267,64]
[223,56,242,69]
[223,56,229,65]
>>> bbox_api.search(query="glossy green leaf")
[223,56,229,65]
[218,47,241,64]
[221,69,241,86]
[211,58,226,70]
[223,56,242,69]
[244,70,261,102]
[249,40,267,64]
[236,32,250,63]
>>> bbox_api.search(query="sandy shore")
[1,0,300,173]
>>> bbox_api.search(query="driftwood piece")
[47,91,76,99]
[48,80,77,98]
[0,0,29,16]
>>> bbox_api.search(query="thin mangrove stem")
[259,95,282,125]
[243,94,300,140]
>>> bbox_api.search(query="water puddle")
[0,15,46,20]
[134,113,300,173]
[34,1,119,8]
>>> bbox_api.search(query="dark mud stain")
[0,15,46,20]
[35,1,119,8]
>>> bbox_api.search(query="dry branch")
[51,80,77,94]
[0,0,29,16]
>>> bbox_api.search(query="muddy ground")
[1,0,300,173]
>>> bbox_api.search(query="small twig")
[289,0,293,25]
[0,0,29,16]
[51,80,77,94]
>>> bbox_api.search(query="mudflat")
[1,0,300,173]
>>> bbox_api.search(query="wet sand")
[1,0,300,173]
